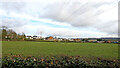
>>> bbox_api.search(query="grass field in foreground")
[2,41,118,59]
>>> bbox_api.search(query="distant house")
[69,38,74,42]
[57,38,63,41]
[45,36,53,40]
[88,38,97,43]
[97,41,105,43]
[88,40,97,43]
[33,36,38,39]
[101,37,119,43]
[73,38,81,42]
[104,40,118,43]
[61,38,69,41]
[26,36,33,39]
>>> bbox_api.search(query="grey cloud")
[0,18,29,34]
[1,2,26,13]
[1,18,28,28]
[0,0,118,36]
[95,20,118,35]
[37,1,118,35]
[39,1,96,27]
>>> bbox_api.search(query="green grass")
[2,41,118,59]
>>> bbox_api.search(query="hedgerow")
[1,55,120,68]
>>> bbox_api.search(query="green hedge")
[1,55,120,68]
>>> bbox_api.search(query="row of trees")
[1,26,26,41]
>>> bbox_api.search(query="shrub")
[1,55,120,68]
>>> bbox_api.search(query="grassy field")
[2,41,118,59]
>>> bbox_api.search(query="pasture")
[2,41,118,59]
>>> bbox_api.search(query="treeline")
[0,26,26,41]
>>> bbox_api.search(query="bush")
[1,55,120,68]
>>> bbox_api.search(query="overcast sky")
[0,0,119,38]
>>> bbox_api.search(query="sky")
[0,0,119,38]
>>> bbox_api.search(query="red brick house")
[45,36,53,40]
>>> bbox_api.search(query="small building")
[57,38,63,41]
[33,36,38,39]
[88,38,97,43]
[97,41,105,43]
[68,38,74,42]
[45,36,53,40]
[104,40,118,43]
[26,36,33,39]
[101,37,119,43]
[73,38,81,42]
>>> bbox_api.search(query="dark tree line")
[0,26,26,41]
